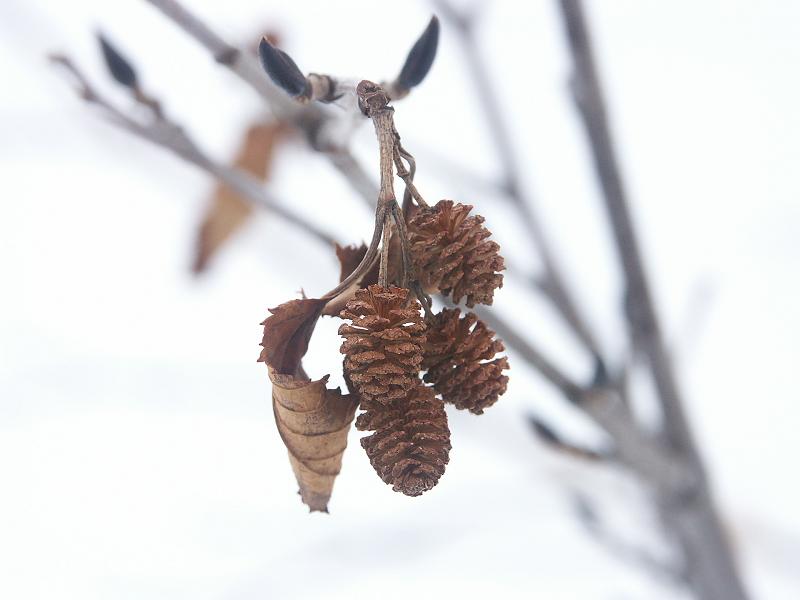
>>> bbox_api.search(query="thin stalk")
[378,213,392,287]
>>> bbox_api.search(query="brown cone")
[356,383,451,496]
[423,308,509,415]
[408,200,505,307]
[339,285,426,405]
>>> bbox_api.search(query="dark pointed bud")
[97,32,138,88]
[591,356,608,387]
[527,415,560,445]
[397,15,439,91]
[258,38,309,98]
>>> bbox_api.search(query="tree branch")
[475,305,689,491]
[528,415,610,461]
[434,0,603,362]
[51,54,338,248]
[556,1,749,598]
[571,491,685,585]
[143,0,377,208]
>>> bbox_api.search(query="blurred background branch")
[557,1,748,597]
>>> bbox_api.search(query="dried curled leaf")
[259,298,358,512]
[193,121,287,274]
[259,297,325,375]
[270,369,356,512]
[335,243,369,283]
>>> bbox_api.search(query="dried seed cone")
[356,383,451,496]
[423,308,509,415]
[339,285,426,405]
[408,200,505,307]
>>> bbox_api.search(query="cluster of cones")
[339,200,509,496]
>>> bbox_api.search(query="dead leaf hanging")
[259,297,358,512]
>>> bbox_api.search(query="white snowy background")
[1,1,798,599]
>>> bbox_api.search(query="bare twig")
[528,416,609,461]
[357,80,431,302]
[322,202,386,301]
[433,0,603,361]
[556,1,749,598]
[51,54,338,248]
[378,213,392,287]
[143,0,377,208]
[473,305,582,399]
[323,81,401,301]
[473,305,688,491]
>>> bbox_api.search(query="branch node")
[356,80,391,116]
[214,46,239,65]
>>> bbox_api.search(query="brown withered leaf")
[335,243,369,283]
[270,370,356,512]
[193,120,288,274]
[322,243,380,317]
[259,298,358,512]
[259,297,325,376]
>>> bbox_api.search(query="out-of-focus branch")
[474,305,582,398]
[51,54,338,248]
[557,0,694,460]
[571,491,685,585]
[433,0,603,362]
[476,305,689,491]
[556,1,749,599]
[144,0,294,111]
[143,0,377,208]
[528,415,609,461]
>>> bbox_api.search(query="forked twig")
[51,54,338,248]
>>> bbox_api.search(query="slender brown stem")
[328,81,401,297]
[391,203,434,318]
[393,144,428,209]
[390,203,412,289]
[378,213,391,287]
[322,204,386,300]
[358,81,437,318]
[390,122,429,209]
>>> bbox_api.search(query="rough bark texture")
[408,200,504,307]
[423,308,509,414]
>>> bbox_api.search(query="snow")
[1,1,799,598]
